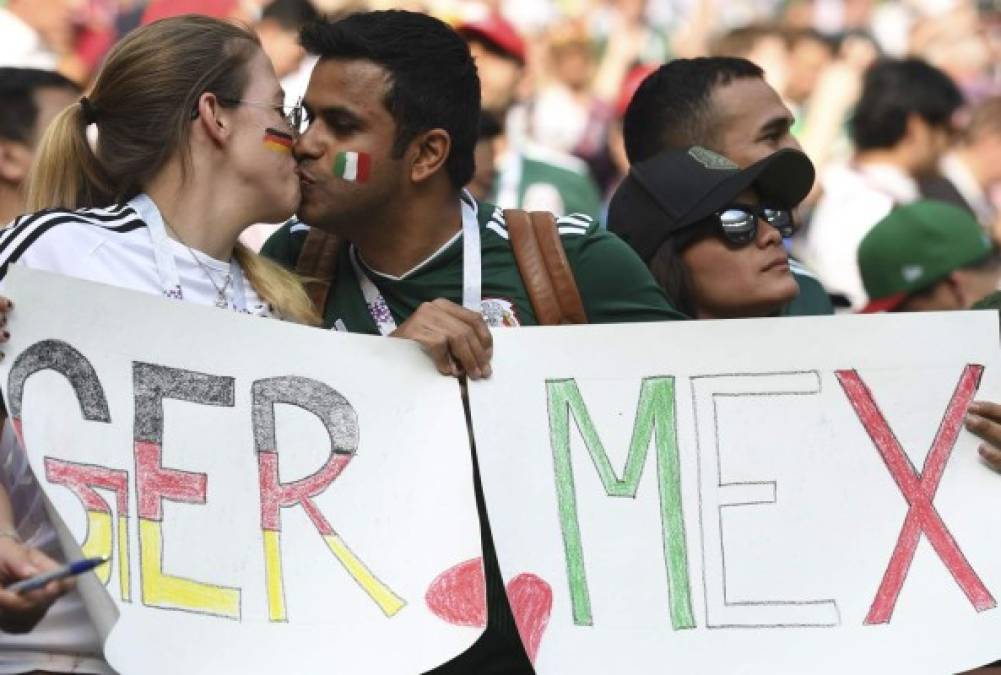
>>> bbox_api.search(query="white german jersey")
[0,200,269,314]
[0,196,269,673]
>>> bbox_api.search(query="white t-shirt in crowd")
[0,9,59,70]
[0,195,271,673]
[800,161,920,309]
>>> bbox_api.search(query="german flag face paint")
[263,128,294,155]
[333,151,371,183]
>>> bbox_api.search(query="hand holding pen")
[0,532,79,634]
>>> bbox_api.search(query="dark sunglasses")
[713,203,796,245]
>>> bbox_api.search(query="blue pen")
[7,557,108,594]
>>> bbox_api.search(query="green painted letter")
[546,377,694,629]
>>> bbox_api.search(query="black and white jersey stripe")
[0,204,146,280]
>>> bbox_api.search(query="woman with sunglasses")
[607,146,828,319]
[0,15,317,672]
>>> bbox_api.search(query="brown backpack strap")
[529,211,588,324]
[295,226,341,314]
[504,209,588,325]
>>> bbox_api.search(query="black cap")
[608,146,816,262]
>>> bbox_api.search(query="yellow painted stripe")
[139,519,240,618]
[82,511,112,585]
[263,530,286,622]
[322,533,405,617]
[118,515,130,602]
[264,140,293,155]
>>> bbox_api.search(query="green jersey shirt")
[492,145,603,221]
[261,195,685,333]
[785,261,835,316]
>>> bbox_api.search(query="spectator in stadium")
[457,12,602,219]
[0,15,317,670]
[623,56,832,315]
[802,58,964,309]
[608,146,816,319]
[261,13,686,670]
[0,67,79,225]
[857,200,1001,313]
[255,0,320,85]
[921,96,1001,239]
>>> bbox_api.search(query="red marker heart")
[426,558,553,664]
[425,557,486,627]
[505,572,553,663]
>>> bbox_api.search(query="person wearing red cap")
[455,13,525,117]
[456,13,603,220]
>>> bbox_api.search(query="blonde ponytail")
[234,244,321,326]
[25,103,111,212]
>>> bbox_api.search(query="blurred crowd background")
[2,0,1000,307]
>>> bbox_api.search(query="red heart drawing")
[425,557,486,627]
[505,573,553,663]
[426,558,553,664]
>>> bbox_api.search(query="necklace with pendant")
[164,221,233,308]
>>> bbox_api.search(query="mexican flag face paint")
[333,151,371,183]
[263,128,294,155]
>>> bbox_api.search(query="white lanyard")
[349,195,481,336]
[130,193,248,313]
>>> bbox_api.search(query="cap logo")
[688,146,738,170]
[902,265,924,283]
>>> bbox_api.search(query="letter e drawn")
[133,362,241,620]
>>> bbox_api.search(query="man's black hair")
[849,58,963,151]
[261,0,319,30]
[0,68,79,144]
[300,10,481,188]
[623,57,763,164]
[478,110,502,141]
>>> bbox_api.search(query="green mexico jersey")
[261,197,685,333]
[492,146,603,221]
[785,261,835,316]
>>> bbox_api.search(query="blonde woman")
[0,15,317,672]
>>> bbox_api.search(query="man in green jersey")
[262,11,683,376]
[261,12,681,673]
[621,56,834,317]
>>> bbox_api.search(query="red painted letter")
[836,365,996,624]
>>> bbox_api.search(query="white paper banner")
[0,266,484,674]
[469,314,1001,673]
